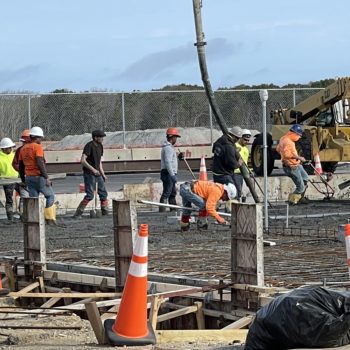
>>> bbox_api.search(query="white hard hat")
[229,126,242,138]
[0,137,15,149]
[241,129,252,137]
[29,126,44,137]
[224,183,237,200]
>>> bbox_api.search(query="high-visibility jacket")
[193,180,225,223]
[0,151,18,178]
[234,143,249,174]
[276,131,300,168]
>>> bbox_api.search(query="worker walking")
[74,130,108,218]
[233,129,251,201]
[0,138,19,221]
[18,127,57,223]
[212,126,243,185]
[159,127,181,212]
[179,180,237,231]
[276,124,309,205]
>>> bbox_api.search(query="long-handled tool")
[90,182,99,218]
[178,149,196,179]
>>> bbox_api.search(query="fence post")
[209,104,213,146]
[121,92,126,149]
[292,88,296,107]
[28,95,32,128]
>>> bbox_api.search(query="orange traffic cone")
[0,273,9,296]
[199,156,208,181]
[345,224,350,278]
[104,224,156,346]
[314,153,323,175]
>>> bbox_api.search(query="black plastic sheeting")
[245,287,350,350]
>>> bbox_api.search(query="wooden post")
[85,301,107,345]
[194,301,205,329]
[112,200,137,288]
[231,203,264,309]
[23,197,46,279]
[149,295,162,330]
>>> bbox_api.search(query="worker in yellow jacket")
[233,129,251,201]
[0,138,18,221]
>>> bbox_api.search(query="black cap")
[92,130,106,138]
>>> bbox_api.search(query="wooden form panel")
[112,200,137,288]
[22,197,46,278]
[231,203,264,309]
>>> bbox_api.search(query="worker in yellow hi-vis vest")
[233,129,251,201]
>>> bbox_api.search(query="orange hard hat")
[20,129,31,141]
[166,127,181,138]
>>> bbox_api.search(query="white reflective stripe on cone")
[129,261,148,278]
[134,236,148,257]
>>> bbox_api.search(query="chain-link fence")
[0,88,322,142]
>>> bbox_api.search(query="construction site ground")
[1,193,350,348]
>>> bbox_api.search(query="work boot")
[44,204,57,226]
[180,215,190,232]
[6,210,14,222]
[288,193,302,205]
[159,197,167,213]
[73,200,88,218]
[197,209,208,230]
[101,200,108,216]
[298,197,309,204]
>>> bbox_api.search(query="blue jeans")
[180,182,205,216]
[232,173,243,199]
[283,165,309,194]
[26,176,55,208]
[83,173,108,202]
[160,169,177,204]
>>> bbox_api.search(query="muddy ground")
[0,200,350,348]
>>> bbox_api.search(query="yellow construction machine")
[251,77,350,175]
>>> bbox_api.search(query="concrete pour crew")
[233,129,251,201]
[179,180,237,231]
[159,127,181,212]
[276,124,309,205]
[18,126,57,223]
[0,137,19,221]
[212,126,243,185]
[74,130,108,218]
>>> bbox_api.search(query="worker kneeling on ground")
[179,180,236,231]
[276,124,309,205]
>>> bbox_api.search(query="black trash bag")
[245,286,350,350]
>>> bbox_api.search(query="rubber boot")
[288,193,302,205]
[73,200,89,218]
[44,204,57,226]
[159,197,167,213]
[168,196,177,212]
[180,215,190,232]
[6,209,14,222]
[197,209,208,230]
[101,200,108,216]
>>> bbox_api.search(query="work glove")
[170,175,177,184]
[178,152,185,161]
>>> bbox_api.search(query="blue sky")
[0,0,348,92]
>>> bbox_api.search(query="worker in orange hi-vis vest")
[276,124,309,205]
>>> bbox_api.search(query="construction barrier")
[104,223,156,346]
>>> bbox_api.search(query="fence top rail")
[0,87,324,97]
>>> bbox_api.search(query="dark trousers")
[160,169,176,204]
[213,174,234,185]
[3,184,15,213]
[232,173,244,199]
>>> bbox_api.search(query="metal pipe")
[269,211,350,220]
[137,199,231,217]
[0,326,82,330]
[121,92,126,149]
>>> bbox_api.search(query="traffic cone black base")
[104,319,156,346]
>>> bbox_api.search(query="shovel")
[90,182,98,218]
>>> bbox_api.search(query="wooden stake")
[149,295,162,330]
[194,301,205,329]
[85,301,107,345]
